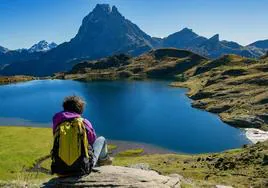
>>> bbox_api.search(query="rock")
[41,166,182,188]
[246,78,268,86]
[129,163,150,170]
[190,91,213,100]
[215,185,233,188]
[207,105,231,113]
[258,113,268,124]
[245,128,268,144]
[222,69,247,76]
[263,154,268,165]
[225,115,264,128]
[191,101,208,109]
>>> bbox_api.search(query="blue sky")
[1,0,267,50]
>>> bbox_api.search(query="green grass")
[116,149,144,157]
[107,144,118,151]
[0,126,53,180]
[0,126,267,187]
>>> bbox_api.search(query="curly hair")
[63,95,86,114]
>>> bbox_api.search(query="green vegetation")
[116,149,144,157]
[107,144,118,151]
[0,126,52,180]
[114,144,268,187]
[0,126,267,187]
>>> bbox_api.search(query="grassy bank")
[0,126,52,180]
[0,126,267,187]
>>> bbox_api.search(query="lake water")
[0,80,250,153]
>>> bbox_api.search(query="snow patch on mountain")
[28,40,57,53]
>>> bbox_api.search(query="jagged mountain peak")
[91,4,121,17]
[70,3,153,58]
[173,27,198,37]
[180,27,194,33]
[93,4,112,14]
[208,34,220,42]
[28,40,57,53]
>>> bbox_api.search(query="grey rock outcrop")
[42,166,182,187]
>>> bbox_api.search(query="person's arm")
[83,119,97,145]
[52,114,58,135]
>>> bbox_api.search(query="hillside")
[172,54,268,131]
[60,48,207,80]
[249,39,268,49]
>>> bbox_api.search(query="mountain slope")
[249,39,268,49]
[163,28,207,49]
[0,46,9,54]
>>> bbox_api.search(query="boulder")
[42,166,182,188]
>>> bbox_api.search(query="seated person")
[51,95,112,176]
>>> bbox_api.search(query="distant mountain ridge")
[29,40,57,53]
[0,4,267,76]
[249,39,268,49]
[0,40,57,68]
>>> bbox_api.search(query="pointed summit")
[112,5,119,13]
[180,27,194,33]
[209,34,220,42]
[93,4,112,14]
[163,28,207,48]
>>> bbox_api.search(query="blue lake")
[0,80,250,153]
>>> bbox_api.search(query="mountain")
[0,4,267,76]
[248,39,268,49]
[28,40,57,53]
[163,28,207,49]
[163,30,265,59]
[0,49,42,66]
[0,46,9,54]
[1,4,157,76]
[69,4,154,57]
[0,41,57,73]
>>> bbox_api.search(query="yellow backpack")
[51,118,93,176]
